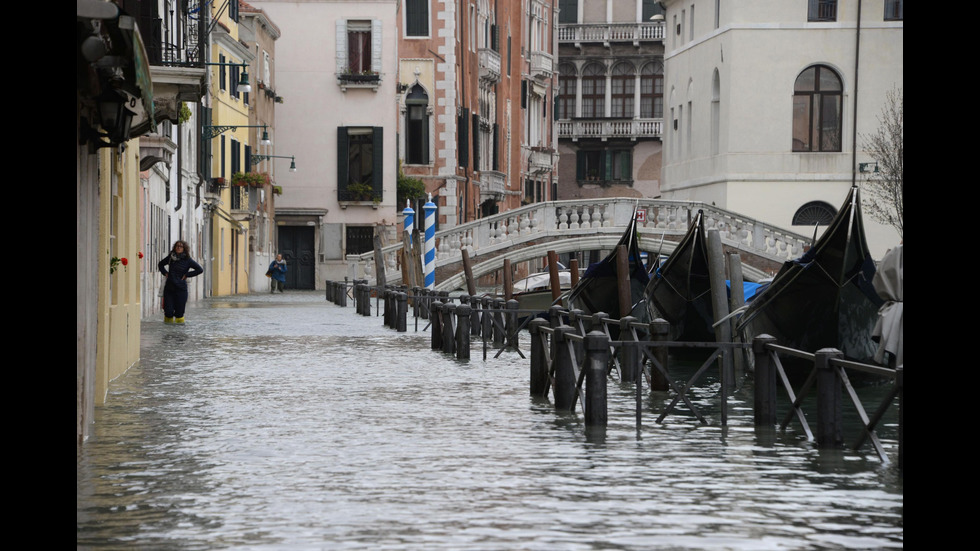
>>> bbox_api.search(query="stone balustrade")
[346,198,811,286]
[557,118,663,140]
[557,22,665,45]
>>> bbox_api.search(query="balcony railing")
[528,148,554,174]
[529,51,553,79]
[479,48,501,83]
[558,22,665,45]
[557,118,663,140]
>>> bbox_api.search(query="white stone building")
[660,0,903,258]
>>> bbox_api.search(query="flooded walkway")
[77,291,902,550]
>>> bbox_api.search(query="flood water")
[77,292,903,550]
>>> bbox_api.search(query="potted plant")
[346,182,374,201]
[231,172,271,188]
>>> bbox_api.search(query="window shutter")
[336,20,347,73]
[371,20,383,75]
[603,150,611,181]
[472,113,480,171]
[337,127,349,191]
[220,135,226,178]
[372,127,384,197]
[576,150,585,181]
[244,144,251,172]
[492,123,499,170]
[491,24,499,51]
[219,54,226,90]
[521,81,527,109]
[458,109,469,168]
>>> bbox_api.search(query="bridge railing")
[347,198,811,286]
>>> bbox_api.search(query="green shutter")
[472,113,480,171]
[372,127,383,197]
[603,150,611,181]
[337,127,349,193]
[576,150,585,181]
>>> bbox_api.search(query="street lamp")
[251,154,297,172]
[203,60,251,93]
[203,125,272,145]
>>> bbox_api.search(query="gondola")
[735,186,884,364]
[565,212,651,338]
[645,209,715,343]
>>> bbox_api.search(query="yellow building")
[206,3,254,296]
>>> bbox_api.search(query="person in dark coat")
[158,240,204,324]
[268,254,287,293]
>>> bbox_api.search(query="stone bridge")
[347,198,812,291]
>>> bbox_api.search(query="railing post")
[492,298,506,346]
[506,299,520,350]
[442,303,457,355]
[753,334,778,427]
[648,318,670,391]
[456,303,471,359]
[815,348,844,449]
[339,281,347,307]
[430,302,443,350]
[585,331,609,428]
[396,292,408,332]
[470,295,481,337]
[529,319,549,396]
[618,316,638,382]
[553,326,576,411]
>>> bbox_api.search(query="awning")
[211,205,247,232]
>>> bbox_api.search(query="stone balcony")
[527,148,554,174]
[479,170,506,202]
[557,22,665,47]
[529,50,553,80]
[479,48,501,83]
[557,118,663,141]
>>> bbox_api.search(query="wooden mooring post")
[456,303,471,359]
[430,302,443,350]
[706,230,734,391]
[529,319,549,396]
[396,291,408,332]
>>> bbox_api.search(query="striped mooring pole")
[423,194,436,289]
[402,200,414,244]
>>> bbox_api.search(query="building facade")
[660,0,903,257]
[252,0,400,288]
[555,0,666,201]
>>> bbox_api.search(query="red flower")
[138,251,144,259]
[121,257,129,266]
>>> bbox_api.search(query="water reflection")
[78,292,902,549]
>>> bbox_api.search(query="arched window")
[611,63,635,118]
[792,201,837,225]
[792,65,842,152]
[405,84,429,164]
[581,63,605,118]
[640,61,663,118]
[557,63,576,120]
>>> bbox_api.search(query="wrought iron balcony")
[479,48,501,83]
[529,50,553,80]
[557,22,665,46]
[557,118,664,140]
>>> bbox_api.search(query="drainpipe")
[851,0,862,187]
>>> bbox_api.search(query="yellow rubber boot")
[175,317,185,324]
[164,317,174,324]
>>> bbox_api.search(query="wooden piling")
[470,295,482,337]
[553,326,576,411]
[815,348,844,448]
[548,250,562,301]
[456,303,471,359]
[492,299,506,346]
[585,331,609,427]
[615,245,631,319]
[503,259,513,301]
[411,229,425,291]
[728,252,746,374]
[752,334,778,426]
[569,258,580,288]
[706,230,733,390]
[372,231,387,289]
[529,319,549,396]
[461,249,477,297]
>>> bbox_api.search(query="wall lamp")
[251,154,297,172]
[203,124,271,145]
[203,61,251,93]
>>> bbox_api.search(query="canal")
[77,291,903,549]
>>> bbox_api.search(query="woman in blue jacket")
[158,240,204,324]
[268,254,287,293]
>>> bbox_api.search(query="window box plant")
[231,171,271,188]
